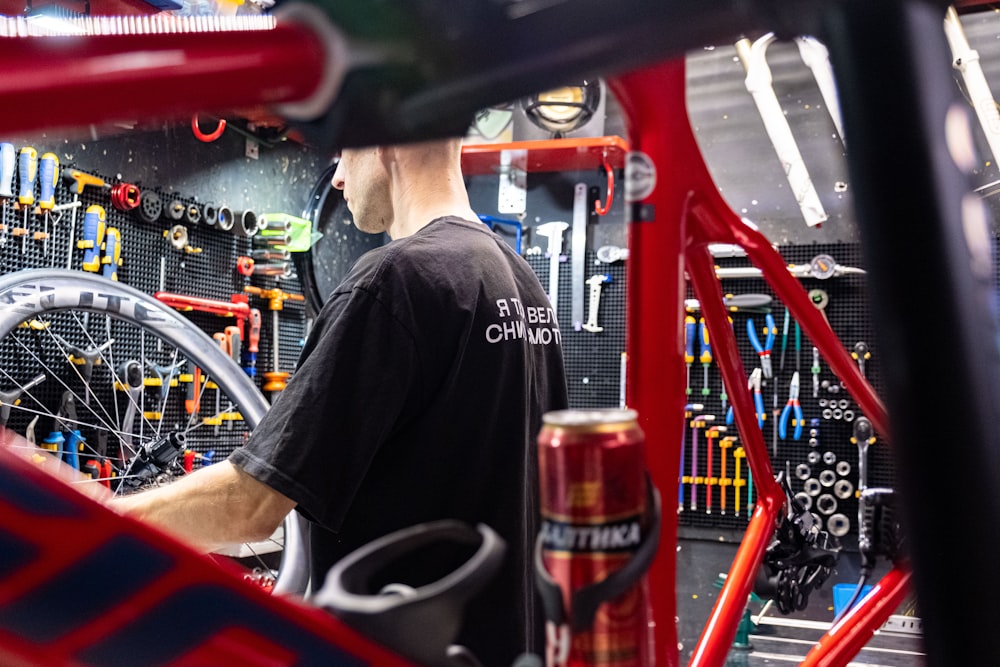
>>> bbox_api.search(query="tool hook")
[191,114,227,143]
[594,159,614,215]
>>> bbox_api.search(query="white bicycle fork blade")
[944,6,1000,167]
[737,34,828,228]
[795,36,846,146]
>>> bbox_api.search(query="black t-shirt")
[230,216,568,665]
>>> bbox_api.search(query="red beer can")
[537,408,654,667]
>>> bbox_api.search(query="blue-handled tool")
[102,227,121,281]
[699,318,712,397]
[684,315,697,396]
[0,143,14,247]
[37,152,58,257]
[746,313,777,378]
[750,367,765,429]
[79,205,106,272]
[724,368,766,429]
[16,147,37,254]
[779,371,804,440]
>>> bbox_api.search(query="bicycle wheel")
[0,268,285,570]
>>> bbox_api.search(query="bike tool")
[704,425,726,515]
[689,413,715,512]
[747,312,776,378]
[242,307,262,377]
[811,346,821,398]
[52,334,115,407]
[36,152,58,258]
[698,318,712,399]
[101,226,122,280]
[851,416,876,498]
[852,341,871,378]
[733,445,747,518]
[43,390,85,470]
[0,142,14,247]
[679,402,704,512]
[718,436,735,515]
[779,371,804,441]
[116,359,144,465]
[0,373,46,428]
[184,359,203,428]
[144,358,185,420]
[684,314,696,396]
[78,205,106,273]
[15,146,37,254]
[725,368,766,429]
[212,331,231,436]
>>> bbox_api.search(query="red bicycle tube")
[801,566,911,667]
[0,21,327,137]
[154,291,251,320]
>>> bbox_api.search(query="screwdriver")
[0,142,14,247]
[79,205,106,272]
[699,317,712,397]
[17,146,37,254]
[684,314,696,396]
[37,152,58,258]
[101,227,121,280]
[244,307,261,377]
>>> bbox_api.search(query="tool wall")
[0,131,312,493]
[677,243,887,548]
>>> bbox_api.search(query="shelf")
[461,136,629,176]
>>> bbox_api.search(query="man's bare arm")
[112,461,296,553]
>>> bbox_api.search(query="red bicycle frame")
[0,4,956,666]
[611,61,900,666]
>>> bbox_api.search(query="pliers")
[724,367,767,429]
[747,313,776,378]
[779,371,804,440]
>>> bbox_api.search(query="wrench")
[852,341,871,378]
[851,417,876,495]
[117,359,144,464]
[582,274,611,333]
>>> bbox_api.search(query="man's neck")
[387,189,478,240]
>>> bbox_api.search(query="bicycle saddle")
[312,520,505,667]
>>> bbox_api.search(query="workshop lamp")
[521,80,602,137]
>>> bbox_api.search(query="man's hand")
[0,426,112,504]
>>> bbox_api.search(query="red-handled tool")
[184,360,202,424]
[154,291,251,321]
[243,307,261,377]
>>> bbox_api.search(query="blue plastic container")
[833,583,874,617]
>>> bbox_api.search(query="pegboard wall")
[0,140,308,481]
[677,242,888,549]
[525,249,627,408]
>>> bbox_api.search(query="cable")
[832,571,870,625]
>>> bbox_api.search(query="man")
[115,137,568,665]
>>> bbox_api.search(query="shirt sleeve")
[229,283,425,530]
